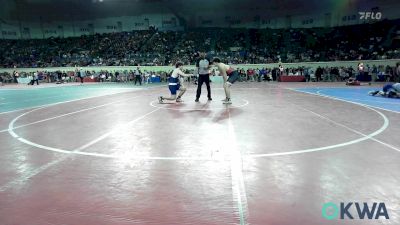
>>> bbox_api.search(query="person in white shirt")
[32,72,39,85]
[145,71,151,84]
[13,70,19,84]
[358,62,364,73]
[279,64,284,76]
[158,62,191,103]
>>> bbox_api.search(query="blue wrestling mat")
[295,87,400,113]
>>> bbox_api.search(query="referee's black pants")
[196,74,211,99]
[135,75,142,85]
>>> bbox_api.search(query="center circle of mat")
[8,101,389,160]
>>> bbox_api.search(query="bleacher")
[0,19,399,68]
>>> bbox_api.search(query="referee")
[195,53,212,102]
[134,67,142,85]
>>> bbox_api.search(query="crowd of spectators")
[0,67,172,85]
[2,62,399,86]
[228,63,400,82]
[0,19,399,68]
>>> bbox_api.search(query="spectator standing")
[304,68,310,82]
[315,66,323,82]
[13,71,19,83]
[248,68,255,82]
[271,68,277,81]
[77,68,84,84]
[115,71,120,82]
[145,71,152,84]
[395,62,400,82]
[258,68,264,82]
[32,72,39,85]
[279,64,284,76]
[358,62,365,77]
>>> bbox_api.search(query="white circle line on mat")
[8,94,388,160]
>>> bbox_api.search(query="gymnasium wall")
[0,14,182,39]
[194,5,400,29]
[1,0,400,39]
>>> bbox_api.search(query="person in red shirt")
[247,69,255,81]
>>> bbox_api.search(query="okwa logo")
[322,202,389,220]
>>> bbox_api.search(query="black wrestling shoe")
[388,91,397,98]
[208,97,212,101]
[195,98,199,102]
